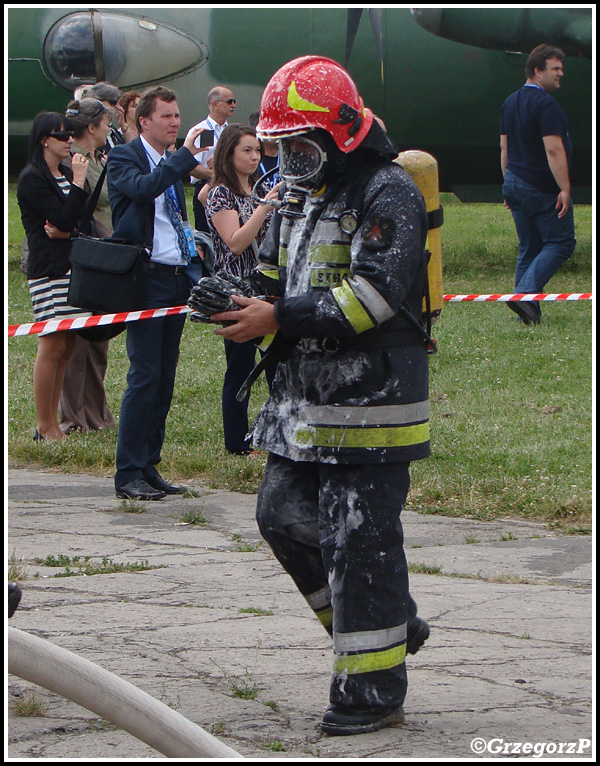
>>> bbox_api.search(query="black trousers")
[257,454,417,709]
[192,185,209,233]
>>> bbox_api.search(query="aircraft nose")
[410,8,443,36]
[42,10,208,91]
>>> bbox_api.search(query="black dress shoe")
[116,479,166,501]
[144,473,188,495]
[320,703,405,736]
[406,615,430,655]
[507,300,541,325]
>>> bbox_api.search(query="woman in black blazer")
[17,112,90,441]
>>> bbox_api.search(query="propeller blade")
[369,8,385,82]
[344,9,363,68]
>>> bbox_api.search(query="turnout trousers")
[257,453,417,710]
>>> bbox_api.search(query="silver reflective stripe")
[334,623,408,654]
[305,585,332,611]
[301,401,429,427]
[349,275,395,324]
[312,218,353,242]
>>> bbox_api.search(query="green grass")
[6,186,593,529]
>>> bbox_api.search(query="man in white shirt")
[189,86,237,231]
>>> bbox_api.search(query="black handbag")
[68,235,150,314]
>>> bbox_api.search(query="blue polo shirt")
[500,84,572,194]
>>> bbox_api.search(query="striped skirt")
[28,273,91,330]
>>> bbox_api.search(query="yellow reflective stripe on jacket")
[278,246,288,267]
[331,280,375,334]
[333,643,406,675]
[258,332,277,353]
[349,275,395,324]
[308,243,351,264]
[295,422,430,449]
[257,262,279,281]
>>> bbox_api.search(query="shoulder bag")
[68,170,152,319]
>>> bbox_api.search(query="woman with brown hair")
[204,125,280,454]
[118,90,140,142]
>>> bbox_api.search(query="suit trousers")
[114,269,189,488]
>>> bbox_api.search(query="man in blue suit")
[107,86,207,500]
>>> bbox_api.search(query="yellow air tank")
[395,151,444,321]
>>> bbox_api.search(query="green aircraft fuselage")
[7,7,592,202]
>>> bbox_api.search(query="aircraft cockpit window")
[43,11,207,91]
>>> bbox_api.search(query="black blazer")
[106,137,198,250]
[17,162,88,280]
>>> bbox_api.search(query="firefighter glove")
[188,272,253,324]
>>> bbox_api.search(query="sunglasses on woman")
[48,130,75,142]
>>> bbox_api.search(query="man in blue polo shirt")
[500,44,576,325]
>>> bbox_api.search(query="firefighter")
[188,56,431,736]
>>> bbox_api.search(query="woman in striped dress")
[17,112,89,441]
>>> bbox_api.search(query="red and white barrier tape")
[443,292,592,302]
[7,293,592,338]
[7,305,191,338]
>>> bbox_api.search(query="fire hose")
[8,626,242,759]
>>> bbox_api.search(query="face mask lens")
[280,137,324,184]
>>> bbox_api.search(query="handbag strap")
[79,163,107,235]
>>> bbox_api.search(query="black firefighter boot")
[320,703,405,736]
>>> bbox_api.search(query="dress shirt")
[139,135,186,266]
[189,116,228,183]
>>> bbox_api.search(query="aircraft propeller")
[344,9,385,82]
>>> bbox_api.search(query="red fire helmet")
[257,56,374,153]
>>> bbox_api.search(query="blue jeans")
[502,169,575,296]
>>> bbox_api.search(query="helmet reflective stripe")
[287,80,330,113]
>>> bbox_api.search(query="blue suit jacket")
[106,137,198,248]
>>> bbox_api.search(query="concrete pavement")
[6,467,593,760]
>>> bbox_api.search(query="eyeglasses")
[48,130,75,142]
[218,99,236,105]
